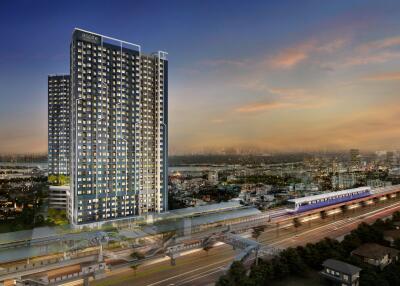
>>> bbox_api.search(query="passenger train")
[286,186,371,214]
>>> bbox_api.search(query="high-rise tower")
[48,75,71,176]
[69,29,168,225]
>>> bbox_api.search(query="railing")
[0,250,99,276]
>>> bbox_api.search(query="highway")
[90,199,400,286]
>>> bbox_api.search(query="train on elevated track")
[286,186,372,214]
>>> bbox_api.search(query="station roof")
[164,201,244,219]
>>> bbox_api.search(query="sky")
[1,0,400,155]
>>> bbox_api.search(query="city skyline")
[2,1,400,155]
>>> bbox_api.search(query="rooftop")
[322,259,361,275]
[384,229,400,240]
[351,243,399,260]
[165,201,244,218]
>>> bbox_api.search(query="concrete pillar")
[255,250,259,266]
[171,257,176,266]
[183,218,192,237]
[276,222,280,238]
[98,244,103,262]
[83,277,89,286]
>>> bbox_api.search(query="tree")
[130,264,140,276]
[249,260,274,285]
[130,251,145,260]
[216,261,249,286]
[48,174,69,186]
[48,174,58,185]
[271,257,290,278]
[252,226,265,241]
[393,238,400,250]
[392,211,400,222]
[47,209,68,226]
[216,275,233,286]
[203,244,213,256]
[293,218,301,232]
[279,248,307,276]
[228,261,249,285]
[34,214,45,226]
[340,205,348,216]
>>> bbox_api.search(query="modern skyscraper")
[69,28,168,225]
[48,75,71,176]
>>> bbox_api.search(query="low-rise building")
[208,171,219,184]
[383,229,400,246]
[351,243,399,269]
[367,179,392,188]
[48,185,70,210]
[320,258,361,286]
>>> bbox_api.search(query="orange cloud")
[344,51,400,67]
[316,38,347,53]
[236,102,291,113]
[269,37,347,69]
[238,80,309,99]
[363,71,400,81]
[268,87,308,99]
[341,36,400,67]
[270,49,308,69]
[235,100,325,113]
[357,36,400,53]
[211,118,225,123]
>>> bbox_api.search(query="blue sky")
[1,0,400,154]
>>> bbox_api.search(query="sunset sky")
[1,0,400,154]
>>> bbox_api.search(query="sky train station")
[1,184,400,285]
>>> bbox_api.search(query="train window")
[287,201,296,210]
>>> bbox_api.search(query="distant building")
[48,75,70,176]
[387,151,395,166]
[331,173,358,189]
[208,171,218,184]
[293,183,319,192]
[351,243,399,269]
[367,179,392,188]
[350,149,360,166]
[320,259,361,286]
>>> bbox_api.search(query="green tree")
[130,251,145,260]
[203,244,213,256]
[216,261,249,286]
[249,260,274,285]
[293,218,301,232]
[252,226,265,241]
[392,211,400,222]
[279,248,307,276]
[392,238,400,250]
[130,264,140,276]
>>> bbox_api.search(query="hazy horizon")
[2,1,400,154]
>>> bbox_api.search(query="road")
[90,199,400,286]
